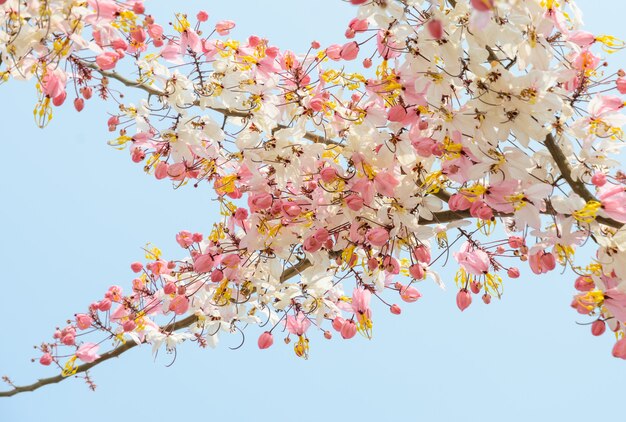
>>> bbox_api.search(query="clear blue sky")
[1,1,625,420]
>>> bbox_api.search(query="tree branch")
[544,133,623,229]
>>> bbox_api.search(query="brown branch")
[0,315,198,397]
[544,133,623,229]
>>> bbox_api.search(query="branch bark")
[544,133,623,229]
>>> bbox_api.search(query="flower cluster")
[2,0,626,393]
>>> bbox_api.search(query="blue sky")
[1,1,625,420]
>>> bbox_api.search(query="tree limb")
[544,133,623,229]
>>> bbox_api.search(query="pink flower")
[617,77,626,95]
[257,332,274,349]
[366,227,389,247]
[426,19,443,40]
[345,194,364,211]
[96,52,119,70]
[340,41,359,61]
[75,314,93,330]
[303,235,323,253]
[215,20,235,36]
[529,250,556,275]
[169,295,190,315]
[341,320,357,339]
[568,31,596,48]
[286,312,311,336]
[374,171,399,197]
[76,343,101,363]
[598,184,626,223]
[194,253,214,273]
[591,320,606,336]
[612,338,626,359]
[326,44,342,61]
[470,0,494,11]
[39,353,53,366]
[400,285,422,303]
[248,192,273,211]
[176,230,194,248]
[454,242,490,275]
[456,289,472,311]
[413,245,431,264]
[387,104,407,122]
[351,287,372,316]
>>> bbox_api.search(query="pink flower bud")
[258,331,274,349]
[508,236,525,249]
[61,334,75,346]
[130,262,143,273]
[197,11,209,22]
[194,253,214,273]
[311,41,321,49]
[107,115,120,132]
[409,264,425,280]
[400,286,422,303]
[169,295,190,315]
[367,227,390,247]
[345,194,364,211]
[80,86,92,99]
[413,245,431,264]
[122,320,136,332]
[390,304,402,315]
[482,293,491,304]
[591,172,607,187]
[470,281,481,294]
[326,44,342,61]
[211,269,224,282]
[52,91,67,107]
[75,314,93,330]
[507,267,520,278]
[96,51,119,70]
[470,0,494,11]
[73,97,84,112]
[426,19,443,40]
[324,330,332,340]
[132,2,145,14]
[591,320,606,336]
[456,289,472,311]
[215,20,235,36]
[612,338,626,359]
[363,58,372,68]
[448,194,471,211]
[574,275,595,292]
[340,41,360,61]
[39,353,53,366]
[387,104,407,122]
[248,192,273,211]
[320,167,337,183]
[98,298,112,312]
[617,77,626,95]
[163,282,176,295]
[341,320,357,339]
[332,317,346,332]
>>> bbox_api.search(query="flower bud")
[39,353,53,366]
[456,289,472,311]
[258,332,274,349]
[390,304,402,315]
[332,317,345,332]
[591,320,606,336]
[612,338,626,359]
[341,320,357,339]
